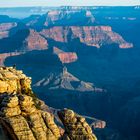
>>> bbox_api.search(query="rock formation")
[0,94,61,140]
[40,26,133,49]
[57,52,77,64]
[33,66,103,92]
[58,109,97,140]
[0,23,17,39]
[0,67,98,140]
[53,47,78,64]
[25,29,48,51]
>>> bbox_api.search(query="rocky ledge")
[0,67,99,140]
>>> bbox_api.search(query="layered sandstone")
[53,47,78,63]
[0,67,98,140]
[0,23,17,32]
[58,109,97,140]
[0,23,17,39]
[25,29,48,51]
[0,94,61,140]
[40,26,133,48]
[58,52,78,63]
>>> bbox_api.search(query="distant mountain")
[33,66,103,92]
[23,10,95,30]
[0,6,140,18]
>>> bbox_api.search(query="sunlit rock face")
[0,67,31,94]
[57,52,78,63]
[0,67,98,140]
[0,23,17,39]
[25,29,48,51]
[0,94,61,140]
[58,109,97,140]
[53,47,78,63]
[40,26,133,48]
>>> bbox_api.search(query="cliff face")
[53,47,78,63]
[0,67,98,140]
[25,29,48,51]
[58,109,97,140]
[0,23,17,39]
[40,26,133,48]
[0,14,133,65]
[57,52,78,63]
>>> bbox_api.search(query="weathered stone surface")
[26,29,48,51]
[40,26,133,49]
[0,67,31,94]
[0,67,98,140]
[53,46,78,63]
[0,94,61,140]
[0,23,17,39]
[58,109,97,140]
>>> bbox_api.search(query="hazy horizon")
[0,0,140,8]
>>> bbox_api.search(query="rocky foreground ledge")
[0,67,98,140]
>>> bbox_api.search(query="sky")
[0,0,140,7]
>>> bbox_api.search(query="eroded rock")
[0,67,98,140]
[58,109,97,140]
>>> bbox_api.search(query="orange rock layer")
[58,52,78,63]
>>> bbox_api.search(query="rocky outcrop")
[40,26,133,49]
[34,66,103,92]
[0,23,17,32]
[25,29,48,51]
[58,109,97,140]
[0,23,17,39]
[0,67,31,94]
[57,52,78,63]
[0,67,98,140]
[53,47,78,63]
[0,94,61,140]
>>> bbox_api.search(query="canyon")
[0,6,140,140]
[0,67,100,140]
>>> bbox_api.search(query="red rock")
[0,23,17,32]
[58,52,78,63]
[40,26,133,48]
[26,29,48,51]
[53,47,78,63]
[0,23,17,39]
